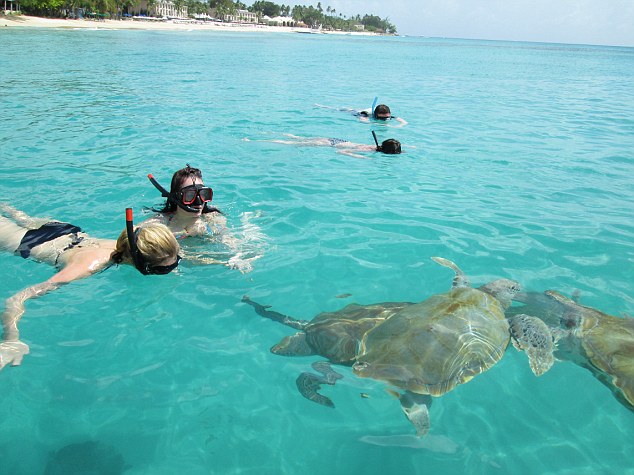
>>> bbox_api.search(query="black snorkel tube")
[147,173,200,213]
[372,130,381,152]
[125,207,149,275]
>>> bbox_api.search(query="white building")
[265,15,296,27]
[130,0,187,19]
[222,9,257,24]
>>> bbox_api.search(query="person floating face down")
[0,205,180,370]
[357,104,408,127]
[249,132,402,160]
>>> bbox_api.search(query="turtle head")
[479,279,521,309]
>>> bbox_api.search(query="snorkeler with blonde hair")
[0,204,181,370]
[244,131,403,159]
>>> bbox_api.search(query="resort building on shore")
[260,15,296,27]
[220,9,257,24]
[129,0,187,19]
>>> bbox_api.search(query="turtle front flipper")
[242,295,307,330]
[398,391,432,437]
[508,314,556,376]
[296,361,344,408]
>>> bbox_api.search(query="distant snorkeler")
[245,131,402,159]
[315,101,408,127]
[0,205,180,370]
[144,165,262,273]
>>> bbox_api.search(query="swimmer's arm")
[337,150,370,159]
[0,280,60,368]
[1,279,62,368]
[202,213,241,250]
[2,256,101,341]
[199,214,259,273]
[0,254,108,368]
[2,281,60,342]
[315,104,358,114]
[314,104,340,111]
[245,138,298,145]
[392,117,408,127]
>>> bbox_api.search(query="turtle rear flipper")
[509,314,556,376]
[399,391,432,437]
[296,361,343,408]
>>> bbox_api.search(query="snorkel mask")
[125,208,180,275]
[148,174,213,213]
[372,103,392,121]
[179,184,213,206]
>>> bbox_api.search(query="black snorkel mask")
[148,173,211,213]
[372,130,381,152]
[125,208,180,275]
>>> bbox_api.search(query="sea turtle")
[243,258,556,436]
[241,296,414,407]
[351,257,557,435]
[508,289,634,412]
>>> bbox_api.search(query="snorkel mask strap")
[148,173,199,213]
[126,208,149,275]
[372,130,381,151]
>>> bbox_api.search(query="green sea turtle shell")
[353,287,510,396]
[278,302,413,365]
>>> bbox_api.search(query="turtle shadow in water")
[242,257,557,437]
[44,440,129,475]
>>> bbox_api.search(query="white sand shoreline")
[1,14,383,35]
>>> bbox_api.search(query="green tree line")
[248,1,396,33]
[17,0,396,33]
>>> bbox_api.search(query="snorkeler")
[245,131,402,159]
[144,165,261,273]
[315,101,408,127]
[145,164,226,238]
[0,205,180,370]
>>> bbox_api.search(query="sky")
[251,0,634,47]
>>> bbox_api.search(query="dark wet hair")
[378,139,401,155]
[373,104,391,119]
[160,164,221,214]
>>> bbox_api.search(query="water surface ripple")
[1,29,633,474]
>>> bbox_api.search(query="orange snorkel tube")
[125,207,148,275]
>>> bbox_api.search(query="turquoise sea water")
[1,28,633,474]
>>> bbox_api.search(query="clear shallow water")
[1,28,633,474]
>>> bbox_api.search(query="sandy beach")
[1,14,379,35]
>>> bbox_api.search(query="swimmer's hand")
[227,254,262,274]
[0,340,29,369]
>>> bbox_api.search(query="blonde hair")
[114,222,179,266]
